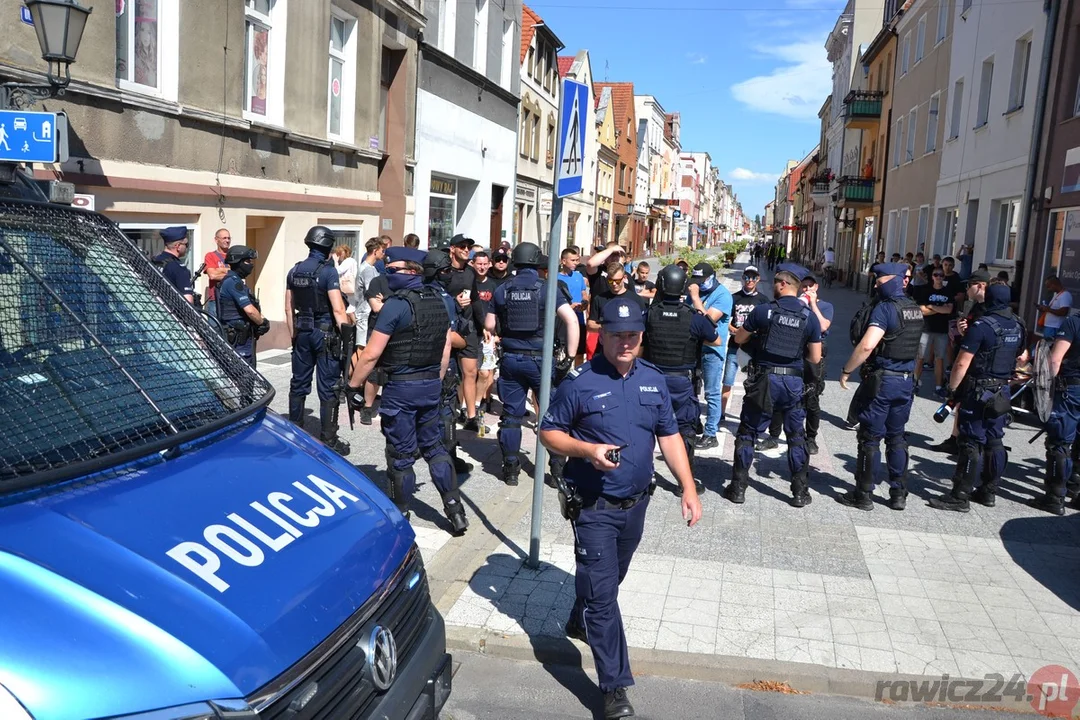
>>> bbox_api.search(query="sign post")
[527,77,589,569]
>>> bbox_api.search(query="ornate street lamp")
[2,0,92,109]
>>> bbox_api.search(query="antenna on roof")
[605,60,609,82]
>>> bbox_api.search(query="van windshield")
[0,200,273,491]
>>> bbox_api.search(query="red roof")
[557,55,575,78]
[594,82,635,136]
[521,5,542,64]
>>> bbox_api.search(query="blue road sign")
[673,209,682,219]
[556,78,589,198]
[20,6,32,24]
[0,110,58,164]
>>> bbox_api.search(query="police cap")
[776,262,810,282]
[870,262,909,278]
[224,245,258,265]
[160,226,188,244]
[601,297,646,333]
[304,225,336,252]
[386,247,427,265]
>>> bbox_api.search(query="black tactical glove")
[256,318,271,337]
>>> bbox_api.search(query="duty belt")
[583,485,655,511]
[387,370,441,382]
[1056,376,1080,387]
[879,369,913,379]
[661,369,693,378]
[763,366,802,376]
[972,378,1007,391]
[505,348,544,357]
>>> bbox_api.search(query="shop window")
[429,176,458,249]
[119,224,196,274]
[328,10,357,142]
[116,0,179,100]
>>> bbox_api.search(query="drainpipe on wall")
[875,106,893,289]
[1017,0,1061,322]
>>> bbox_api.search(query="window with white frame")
[899,208,910,250]
[916,205,931,250]
[894,117,904,167]
[500,19,514,91]
[936,0,949,43]
[962,0,972,13]
[116,0,179,100]
[950,77,964,138]
[473,0,487,75]
[915,16,926,63]
[926,93,940,153]
[327,227,364,259]
[937,207,958,255]
[976,58,993,127]
[886,210,898,255]
[1007,35,1032,112]
[119,223,196,273]
[244,0,287,124]
[901,33,911,75]
[328,10,357,142]
[906,108,917,162]
[992,198,1021,261]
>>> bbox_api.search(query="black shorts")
[577,319,587,352]
[459,329,481,361]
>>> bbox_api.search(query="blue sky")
[529,0,847,219]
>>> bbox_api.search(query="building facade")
[594,86,618,248]
[17,0,424,350]
[415,0,521,250]
[595,82,646,256]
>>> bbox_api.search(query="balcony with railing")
[809,171,833,201]
[837,176,875,205]
[842,90,884,129]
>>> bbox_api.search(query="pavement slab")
[258,253,1080,708]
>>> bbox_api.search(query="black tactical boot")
[888,487,908,511]
[1067,474,1080,499]
[971,484,997,508]
[790,473,812,508]
[603,687,635,719]
[928,493,970,513]
[723,467,749,504]
[360,407,374,426]
[1029,494,1065,516]
[755,436,779,451]
[806,438,820,455]
[565,616,587,642]
[1071,493,1080,510]
[319,400,350,456]
[502,461,521,487]
[838,489,874,511]
[445,498,469,536]
[288,395,306,426]
[839,451,875,510]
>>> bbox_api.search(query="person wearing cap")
[727,262,821,507]
[485,241,579,487]
[710,266,770,449]
[687,261,732,447]
[1035,308,1080,515]
[216,245,267,368]
[285,226,354,455]
[540,295,702,720]
[346,246,469,535]
[490,250,512,286]
[151,226,195,304]
[838,262,925,511]
[445,234,485,432]
[929,274,1026,512]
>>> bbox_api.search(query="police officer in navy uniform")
[540,296,703,720]
[485,242,580,486]
[727,263,822,507]
[838,262,924,510]
[151,226,195,304]
[346,248,469,535]
[285,226,352,456]
[1035,312,1080,514]
[216,245,268,368]
[930,275,1026,512]
[642,263,720,493]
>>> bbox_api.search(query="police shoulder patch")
[567,362,590,380]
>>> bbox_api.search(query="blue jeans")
[702,352,724,436]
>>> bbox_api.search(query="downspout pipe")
[1017,0,1061,320]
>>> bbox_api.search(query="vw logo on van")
[368,625,398,691]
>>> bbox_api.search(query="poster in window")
[250,25,269,115]
[134,0,159,87]
[1059,210,1080,297]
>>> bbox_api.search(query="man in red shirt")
[203,228,232,317]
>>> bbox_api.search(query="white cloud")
[686,52,707,65]
[730,39,831,121]
[729,168,780,184]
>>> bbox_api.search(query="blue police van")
[0,171,452,720]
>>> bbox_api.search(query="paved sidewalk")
[257,255,1080,709]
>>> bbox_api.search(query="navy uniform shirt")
[961,313,1024,379]
[1055,316,1080,379]
[153,252,194,299]
[286,251,341,325]
[490,269,570,354]
[742,295,822,369]
[216,270,253,324]
[541,353,680,499]
[644,301,719,370]
[373,284,455,376]
[867,301,916,372]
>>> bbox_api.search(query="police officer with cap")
[1037,311,1080,514]
[643,263,721,493]
[346,247,469,535]
[485,241,580,487]
[929,274,1025,512]
[540,296,702,720]
[727,262,822,507]
[285,225,352,456]
[152,226,194,304]
[217,245,268,368]
[838,262,924,510]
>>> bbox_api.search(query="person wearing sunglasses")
[911,266,954,397]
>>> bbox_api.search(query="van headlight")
[0,683,32,720]
[111,699,257,719]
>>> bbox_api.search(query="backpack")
[850,301,875,347]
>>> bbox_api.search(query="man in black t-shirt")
[912,267,954,397]
[632,261,656,299]
[587,264,649,334]
[445,235,485,431]
[719,266,770,421]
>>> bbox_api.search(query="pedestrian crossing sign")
[556,78,589,198]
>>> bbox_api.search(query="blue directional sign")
[556,78,589,198]
[0,110,59,164]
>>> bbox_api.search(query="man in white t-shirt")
[1037,275,1073,338]
[822,247,835,268]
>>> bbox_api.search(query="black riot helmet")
[303,225,336,254]
[423,249,453,286]
[511,242,545,268]
[225,245,258,278]
[656,264,687,298]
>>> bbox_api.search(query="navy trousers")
[1046,385,1080,497]
[290,328,338,402]
[735,374,808,477]
[856,375,914,488]
[497,353,553,466]
[379,378,459,505]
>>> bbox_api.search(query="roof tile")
[557,55,574,78]
[521,4,542,64]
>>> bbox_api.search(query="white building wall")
[414,90,517,247]
[933,0,1046,269]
